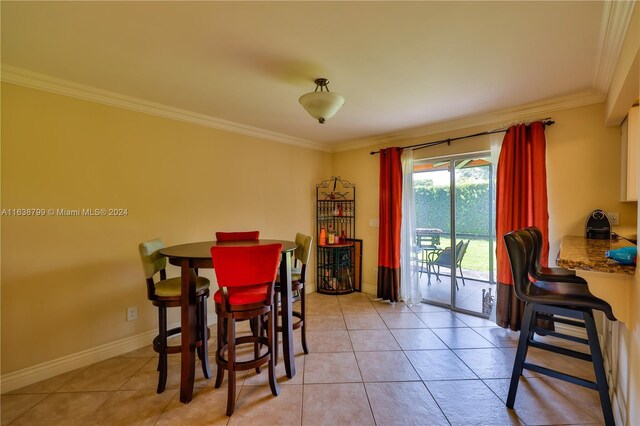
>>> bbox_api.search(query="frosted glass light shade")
[299,91,345,123]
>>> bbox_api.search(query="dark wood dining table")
[159,239,298,403]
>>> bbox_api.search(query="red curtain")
[377,147,403,302]
[496,121,549,330]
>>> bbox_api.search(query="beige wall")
[1,83,331,375]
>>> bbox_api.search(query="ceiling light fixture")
[298,78,345,124]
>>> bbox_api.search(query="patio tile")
[379,312,428,329]
[366,381,448,425]
[86,389,176,425]
[484,377,604,425]
[305,330,353,352]
[425,380,523,425]
[415,312,467,328]
[453,348,516,379]
[10,392,113,426]
[229,384,303,425]
[355,351,420,382]
[390,328,448,350]
[432,327,495,349]
[370,298,411,310]
[305,314,346,331]
[405,350,476,381]
[349,329,401,351]
[302,383,374,426]
[303,353,362,384]
[156,386,236,425]
[0,394,48,426]
[409,303,450,313]
[454,312,497,327]
[343,313,386,330]
[472,326,521,348]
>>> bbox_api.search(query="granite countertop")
[557,235,636,275]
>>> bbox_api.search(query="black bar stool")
[503,229,616,426]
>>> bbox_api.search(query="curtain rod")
[369,118,555,155]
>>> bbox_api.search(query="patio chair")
[425,240,469,290]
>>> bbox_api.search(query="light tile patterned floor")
[2,292,605,425]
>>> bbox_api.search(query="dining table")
[159,239,298,403]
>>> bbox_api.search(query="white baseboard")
[361,282,376,295]
[1,314,217,394]
[1,330,155,393]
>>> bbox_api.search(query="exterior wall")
[0,82,331,380]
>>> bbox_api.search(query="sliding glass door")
[414,154,496,317]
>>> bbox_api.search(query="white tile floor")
[1,292,606,425]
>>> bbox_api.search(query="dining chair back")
[215,231,260,241]
[503,229,616,426]
[272,233,313,358]
[138,238,211,393]
[425,239,469,289]
[210,243,282,416]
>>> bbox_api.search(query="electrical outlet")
[127,306,138,321]
[607,212,620,226]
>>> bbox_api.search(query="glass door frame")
[415,151,495,318]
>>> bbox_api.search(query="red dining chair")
[138,239,211,393]
[210,243,281,416]
[215,231,260,241]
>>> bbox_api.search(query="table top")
[557,235,636,275]
[160,239,297,260]
[416,228,444,235]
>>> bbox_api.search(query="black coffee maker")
[585,209,611,240]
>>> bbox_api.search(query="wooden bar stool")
[210,243,281,416]
[138,238,211,393]
[273,232,313,360]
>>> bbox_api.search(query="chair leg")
[199,297,211,379]
[507,302,535,408]
[252,317,262,374]
[584,310,615,426]
[267,304,280,397]
[458,266,466,287]
[214,313,225,389]
[300,285,309,355]
[157,306,168,394]
[273,291,280,365]
[226,316,236,417]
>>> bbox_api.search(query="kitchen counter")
[557,235,636,325]
[557,235,636,275]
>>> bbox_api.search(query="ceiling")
[0,1,632,151]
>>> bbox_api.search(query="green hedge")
[415,182,493,235]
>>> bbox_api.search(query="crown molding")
[1,65,331,153]
[593,1,636,94]
[333,89,606,153]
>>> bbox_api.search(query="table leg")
[180,260,197,403]
[279,251,295,378]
